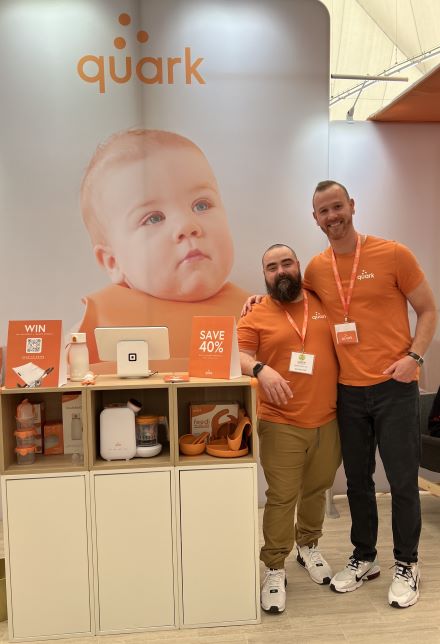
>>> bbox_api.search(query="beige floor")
[0,493,439,644]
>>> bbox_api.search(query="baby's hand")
[241,294,263,317]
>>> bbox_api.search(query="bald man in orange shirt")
[306,180,437,609]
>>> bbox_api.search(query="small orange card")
[188,316,241,379]
[5,320,67,388]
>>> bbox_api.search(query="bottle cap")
[16,399,34,421]
[127,398,142,414]
[14,429,37,438]
[15,446,36,455]
[70,332,87,343]
[136,415,159,424]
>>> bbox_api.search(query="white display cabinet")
[0,374,260,640]
[177,463,260,627]
[1,472,94,641]
[90,467,177,634]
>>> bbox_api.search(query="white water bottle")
[68,332,90,381]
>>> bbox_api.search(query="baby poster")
[0,0,330,372]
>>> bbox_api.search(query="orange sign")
[5,320,67,388]
[188,316,241,379]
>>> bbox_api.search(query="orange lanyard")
[279,291,309,353]
[331,234,361,322]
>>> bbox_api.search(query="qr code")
[26,337,42,353]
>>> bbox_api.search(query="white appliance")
[100,407,136,461]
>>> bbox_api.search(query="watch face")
[253,362,264,377]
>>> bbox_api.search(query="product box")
[32,402,46,454]
[43,421,64,455]
[190,402,239,438]
[62,393,83,454]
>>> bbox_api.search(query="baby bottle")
[16,398,35,429]
[15,399,36,464]
[68,332,90,381]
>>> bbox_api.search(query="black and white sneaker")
[330,555,380,593]
[388,561,420,608]
[296,544,332,584]
[261,568,287,613]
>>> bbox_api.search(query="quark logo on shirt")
[77,12,206,94]
[312,311,327,320]
[357,269,375,281]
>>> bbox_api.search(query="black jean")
[337,379,421,563]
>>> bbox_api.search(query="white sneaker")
[261,568,287,613]
[296,544,332,585]
[330,555,380,593]
[388,561,420,608]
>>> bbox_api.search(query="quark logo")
[77,12,206,94]
[357,269,375,281]
[312,311,327,320]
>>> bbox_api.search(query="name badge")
[289,352,315,374]
[335,322,359,345]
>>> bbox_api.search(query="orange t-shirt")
[303,236,425,386]
[237,291,338,428]
[79,281,249,373]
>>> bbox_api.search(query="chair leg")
[325,487,340,518]
[418,476,440,498]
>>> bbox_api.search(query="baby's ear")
[94,245,124,284]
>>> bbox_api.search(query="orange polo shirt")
[79,282,249,373]
[237,291,338,428]
[303,236,425,386]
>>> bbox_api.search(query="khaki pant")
[259,418,341,569]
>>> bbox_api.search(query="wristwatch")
[252,362,265,378]
[408,351,424,366]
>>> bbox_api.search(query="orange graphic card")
[5,320,67,388]
[188,316,241,379]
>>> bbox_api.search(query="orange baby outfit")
[237,291,338,428]
[303,236,425,386]
[79,282,249,373]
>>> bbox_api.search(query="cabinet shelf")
[0,387,87,474]
[173,377,256,464]
[92,445,172,470]
[87,376,173,469]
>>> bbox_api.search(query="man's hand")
[383,355,419,383]
[241,294,264,317]
[257,365,293,405]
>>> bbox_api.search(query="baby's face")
[94,144,234,301]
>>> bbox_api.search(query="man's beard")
[265,273,302,303]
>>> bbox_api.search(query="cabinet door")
[93,470,176,632]
[4,474,92,639]
[179,466,259,626]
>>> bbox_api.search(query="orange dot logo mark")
[137,30,149,43]
[118,13,131,26]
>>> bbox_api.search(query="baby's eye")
[193,199,211,213]
[143,211,165,225]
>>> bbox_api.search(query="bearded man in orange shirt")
[237,244,341,614]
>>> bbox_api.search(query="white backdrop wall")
[329,120,440,495]
[0,0,330,350]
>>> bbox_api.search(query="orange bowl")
[179,434,206,456]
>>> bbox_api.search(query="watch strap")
[252,362,265,377]
[408,351,424,366]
